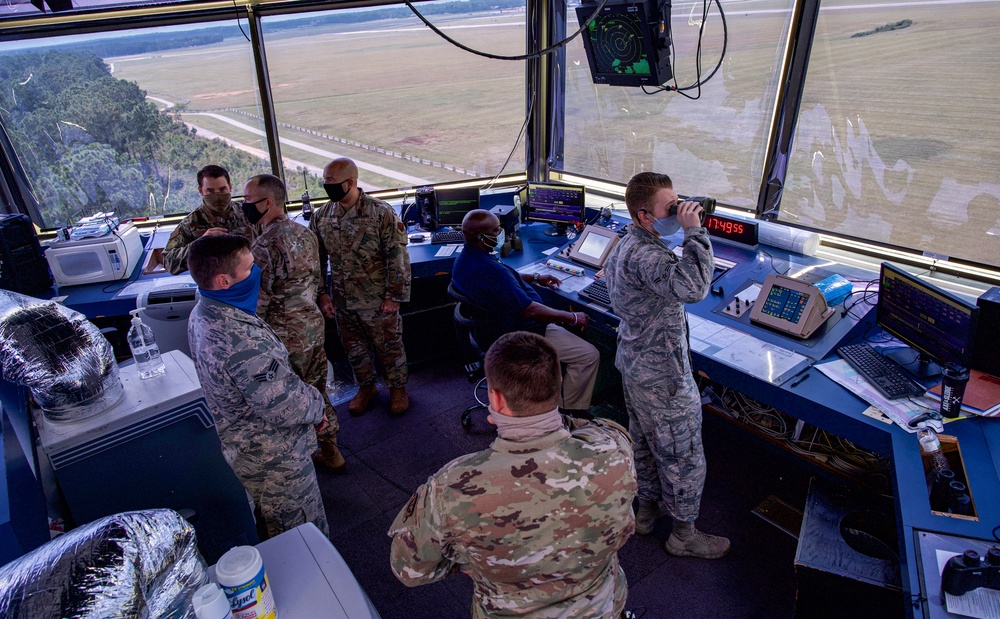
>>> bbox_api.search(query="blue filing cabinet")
[32,350,258,564]
[0,380,49,566]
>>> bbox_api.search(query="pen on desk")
[790,373,811,388]
[786,361,815,383]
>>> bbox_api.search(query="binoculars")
[669,196,717,225]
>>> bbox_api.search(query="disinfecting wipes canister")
[216,546,277,619]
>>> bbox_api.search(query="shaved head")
[462,209,499,245]
[323,157,358,182]
[462,209,497,234]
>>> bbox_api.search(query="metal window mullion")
[525,0,548,183]
[756,0,822,220]
[246,5,284,182]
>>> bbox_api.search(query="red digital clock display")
[703,214,759,246]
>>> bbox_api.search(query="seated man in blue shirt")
[451,209,600,414]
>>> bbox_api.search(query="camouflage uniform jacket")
[389,417,637,619]
[162,202,258,274]
[604,225,714,378]
[252,217,325,352]
[188,297,324,469]
[309,189,411,310]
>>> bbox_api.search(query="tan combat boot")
[312,437,346,473]
[389,386,409,416]
[665,520,731,559]
[634,498,668,535]
[349,383,378,417]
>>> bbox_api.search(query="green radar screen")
[577,0,672,87]
[592,13,651,76]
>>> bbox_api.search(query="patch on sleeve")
[252,358,280,383]
[403,493,418,521]
[397,221,406,233]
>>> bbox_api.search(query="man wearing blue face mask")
[604,172,729,560]
[451,209,600,415]
[187,234,329,539]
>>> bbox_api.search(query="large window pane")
[261,1,526,194]
[562,0,793,208]
[782,0,1000,268]
[0,21,267,228]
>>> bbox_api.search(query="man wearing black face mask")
[604,172,729,560]
[450,209,600,416]
[162,165,258,275]
[244,174,344,473]
[309,158,412,417]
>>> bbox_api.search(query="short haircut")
[624,172,673,220]
[187,234,250,289]
[197,165,232,189]
[484,331,561,417]
[248,173,287,205]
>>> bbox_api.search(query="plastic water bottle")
[917,423,949,474]
[127,309,166,379]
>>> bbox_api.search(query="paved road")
[147,96,430,188]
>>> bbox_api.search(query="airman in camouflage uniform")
[389,332,637,618]
[187,234,329,538]
[310,158,411,417]
[162,165,257,275]
[604,172,730,560]
[243,174,344,473]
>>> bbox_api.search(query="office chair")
[447,283,502,429]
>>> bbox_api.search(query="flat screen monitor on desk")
[876,262,979,378]
[524,183,586,237]
[434,186,480,228]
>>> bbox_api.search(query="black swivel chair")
[447,283,503,429]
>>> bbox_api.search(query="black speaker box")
[415,187,437,231]
[0,214,52,296]
[970,287,1000,376]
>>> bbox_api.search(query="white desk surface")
[209,523,381,619]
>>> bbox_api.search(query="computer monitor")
[876,262,979,378]
[434,186,480,228]
[575,0,673,87]
[523,183,587,237]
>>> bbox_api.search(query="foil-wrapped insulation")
[0,509,208,619]
[0,290,123,422]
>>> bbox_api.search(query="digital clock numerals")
[704,214,758,246]
[707,217,744,235]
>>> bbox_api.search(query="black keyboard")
[579,278,611,307]
[836,343,926,400]
[431,229,464,244]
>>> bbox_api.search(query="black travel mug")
[940,363,970,419]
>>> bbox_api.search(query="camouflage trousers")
[622,373,705,523]
[288,342,340,447]
[335,307,408,388]
[231,454,330,538]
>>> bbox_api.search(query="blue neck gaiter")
[199,263,262,314]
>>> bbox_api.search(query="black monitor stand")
[543,223,569,237]
[885,347,942,379]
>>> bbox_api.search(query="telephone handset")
[749,274,835,339]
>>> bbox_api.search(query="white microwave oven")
[45,223,144,286]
